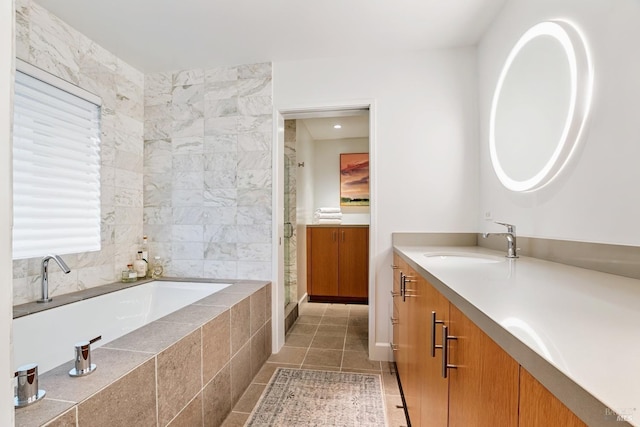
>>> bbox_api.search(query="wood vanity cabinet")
[307,226,368,303]
[448,304,519,427]
[393,258,450,427]
[393,255,587,427]
[393,260,518,427]
[519,368,587,427]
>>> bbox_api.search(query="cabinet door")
[338,227,369,298]
[307,227,339,297]
[403,267,422,425]
[391,254,402,360]
[395,258,410,401]
[519,368,586,427]
[420,279,449,427]
[448,304,519,427]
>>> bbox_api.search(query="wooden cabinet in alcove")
[306,225,368,303]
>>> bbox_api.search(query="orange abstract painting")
[340,153,369,206]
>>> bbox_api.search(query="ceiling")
[301,115,369,141]
[34,0,507,73]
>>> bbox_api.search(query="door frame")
[271,99,377,356]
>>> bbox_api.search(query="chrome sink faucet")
[38,255,71,303]
[482,222,519,259]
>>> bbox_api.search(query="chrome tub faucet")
[38,254,71,303]
[483,222,519,259]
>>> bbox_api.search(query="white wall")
[313,137,370,225]
[478,0,640,245]
[1,1,14,424]
[274,50,480,359]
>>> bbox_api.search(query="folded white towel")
[316,207,341,214]
[314,212,343,220]
[316,218,343,224]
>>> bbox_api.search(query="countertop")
[394,244,639,427]
[306,224,369,228]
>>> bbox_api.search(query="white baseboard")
[370,341,393,362]
[298,292,308,306]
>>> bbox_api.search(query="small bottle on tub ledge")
[151,256,163,279]
[122,264,137,283]
[133,251,147,278]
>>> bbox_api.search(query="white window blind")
[13,63,102,260]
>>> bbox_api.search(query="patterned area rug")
[246,368,387,427]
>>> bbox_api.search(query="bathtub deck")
[13,279,272,427]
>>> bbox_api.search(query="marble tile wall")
[12,0,145,304]
[144,64,273,280]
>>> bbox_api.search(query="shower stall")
[283,120,298,332]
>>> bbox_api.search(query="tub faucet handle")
[14,363,46,407]
[69,335,101,377]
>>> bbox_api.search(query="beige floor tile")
[320,316,349,326]
[233,383,266,413]
[221,411,250,426]
[303,348,343,367]
[324,306,350,318]
[386,395,409,427]
[285,333,314,348]
[296,315,323,325]
[341,367,382,375]
[310,334,345,350]
[382,371,401,396]
[301,364,341,372]
[344,336,368,352]
[349,305,369,315]
[348,316,368,327]
[267,346,307,364]
[299,303,328,316]
[253,362,299,384]
[342,350,381,371]
[288,322,318,335]
[316,324,347,337]
[346,326,368,340]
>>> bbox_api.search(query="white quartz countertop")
[394,245,639,426]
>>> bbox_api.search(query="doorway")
[273,105,374,353]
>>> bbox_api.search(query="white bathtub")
[13,280,231,373]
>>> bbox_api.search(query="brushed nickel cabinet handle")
[442,324,457,379]
[431,311,444,357]
[402,275,416,301]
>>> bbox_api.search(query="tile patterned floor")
[222,302,408,426]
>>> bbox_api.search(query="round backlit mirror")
[489,21,592,192]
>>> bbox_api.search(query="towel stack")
[314,207,343,224]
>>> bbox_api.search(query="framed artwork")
[340,153,370,206]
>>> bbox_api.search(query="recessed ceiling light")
[333,124,342,129]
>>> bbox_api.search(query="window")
[12,60,102,260]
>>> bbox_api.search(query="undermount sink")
[423,252,506,265]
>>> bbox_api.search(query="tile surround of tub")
[15,281,272,427]
[143,63,273,281]
[13,0,145,305]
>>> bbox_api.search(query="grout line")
[340,305,350,370]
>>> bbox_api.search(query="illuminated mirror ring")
[489,20,593,192]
